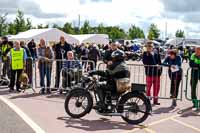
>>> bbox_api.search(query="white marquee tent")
[71,34,109,45]
[9,28,79,44]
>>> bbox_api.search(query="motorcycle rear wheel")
[120,93,151,124]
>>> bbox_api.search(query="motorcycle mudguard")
[131,91,152,113]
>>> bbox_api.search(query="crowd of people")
[0,36,199,108]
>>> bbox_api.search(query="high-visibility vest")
[191,53,200,65]
[184,49,189,56]
[2,44,9,61]
[2,44,8,53]
[11,48,24,70]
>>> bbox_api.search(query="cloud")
[79,0,112,4]
[160,0,200,23]
[161,0,199,13]
[0,0,65,18]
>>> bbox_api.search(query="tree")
[80,20,91,34]
[26,18,32,30]
[36,24,49,29]
[62,22,75,34]
[97,23,106,34]
[128,25,145,39]
[7,23,16,35]
[13,10,27,34]
[175,29,185,38]
[148,24,160,40]
[0,13,8,36]
[107,26,126,40]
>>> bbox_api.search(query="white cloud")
[4,0,200,38]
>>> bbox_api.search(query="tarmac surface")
[0,61,200,133]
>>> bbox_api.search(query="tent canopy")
[72,34,109,45]
[9,28,79,44]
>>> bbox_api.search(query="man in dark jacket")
[27,39,37,60]
[54,36,72,90]
[142,41,162,105]
[88,44,101,70]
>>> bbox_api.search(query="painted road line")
[124,114,180,133]
[171,118,200,132]
[144,128,157,133]
[0,96,46,133]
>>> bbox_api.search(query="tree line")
[0,10,185,40]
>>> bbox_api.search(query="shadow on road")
[153,106,179,114]
[9,93,41,99]
[177,107,200,117]
[46,93,66,99]
[57,116,139,131]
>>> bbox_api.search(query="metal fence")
[32,59,95,92]
[98,62,183,100]
[185,67,200,102]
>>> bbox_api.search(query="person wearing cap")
[142,41,162,105]
[37,39,53,94]
[103,42,119,66]
[0,37,12,78]
[9,41,27,92]
[162,49,182,107]
[189,46,200,107]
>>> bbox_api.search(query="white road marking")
[171,118,200,132]
[0,96,46,133]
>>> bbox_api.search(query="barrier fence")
[98,62,183,100]
[32,59,95,92]
[185,67,200,102]
[3,56,200,104]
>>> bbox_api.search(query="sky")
[0,0,199,38]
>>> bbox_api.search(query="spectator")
[54,36,72,89]
[142,41,162,105]
[130,44,140,53]
[80,44,89,70]
[27,39,37,60]
[162,49,182,107]
[182,47,189,63]
[189,46,200,108]
[0,37,11,78]
[9,41,27,92]
[74,44,82,59]
[88,44,101,70]
[20,41,31,58]
[20,41,32,84]
[103,42,119,66]
[61,51,82,94]
[37,39,53,94]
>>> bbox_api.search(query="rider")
[89,49,130,110]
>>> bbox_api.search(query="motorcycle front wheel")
[120,93,151,124]
[64,89,93,118]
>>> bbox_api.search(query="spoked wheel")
[120,93,151,124]
[64,89,93,118]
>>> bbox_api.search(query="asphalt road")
[0,97,35,133]
[0,61,200,133]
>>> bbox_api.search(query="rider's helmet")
[111,49,125,62]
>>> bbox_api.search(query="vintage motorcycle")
[64,73,151,125]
